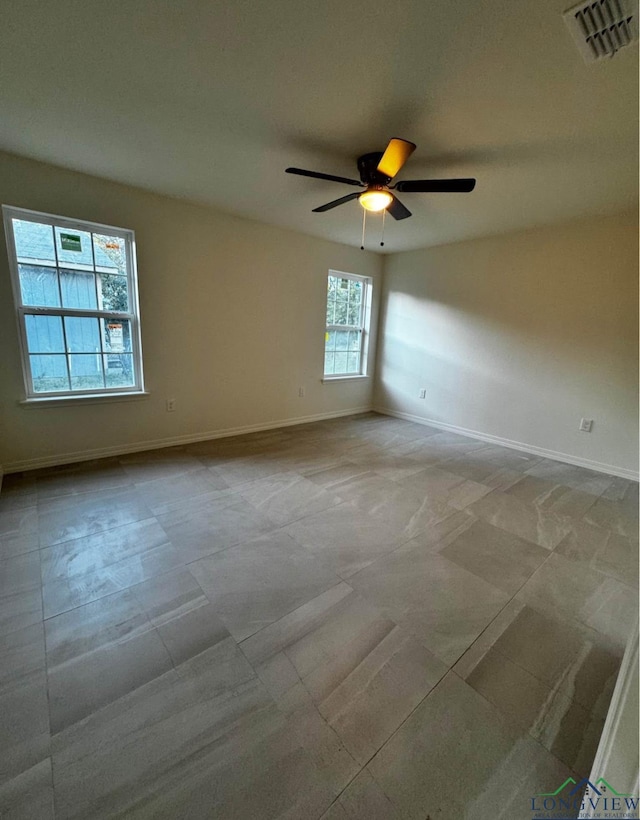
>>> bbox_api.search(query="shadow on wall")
[374,214,639,472]
[379,255,634,358]
[375,283,637,454]
[376,329,546,428]
[377,289,632,390]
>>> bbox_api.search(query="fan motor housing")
[357,152,391,186]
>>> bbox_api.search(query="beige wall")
[0,152,382,470]
[1,151,637,477]
[375,212,639,476]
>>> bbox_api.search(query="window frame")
[3,205,145,401]
[324,270,372,380]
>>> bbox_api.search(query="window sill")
[322,375,370,383]
[20,391,150,408]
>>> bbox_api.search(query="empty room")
[0,1,638,819]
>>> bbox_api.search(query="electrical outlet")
[579,418,593,432]
[298,387,305,398]
[166,398,176,412]
[419,389,426,399]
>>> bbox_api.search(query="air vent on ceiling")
[563,0,639,62]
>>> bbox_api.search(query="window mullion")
[90,231,102,316]
[59,310,72,391]
[98,318,107,390]
[51,224,64,310]
[50,226,73,390]
[20,306,134,320]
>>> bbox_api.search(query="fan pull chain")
[380,209,386,247]
[360,208,367,250]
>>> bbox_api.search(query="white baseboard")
[374,406,639,481]
[5,403,637,481]
[3,405,373,474]
[580,619,639,817]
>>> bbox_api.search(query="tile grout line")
[1,415,636,818]
[236,578,357,657]
[449,663,587,784]
[38,545,58,820]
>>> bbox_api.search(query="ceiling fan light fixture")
[286,139,476,223]
[359,189,393,212]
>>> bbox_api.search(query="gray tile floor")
[0,413,637,819]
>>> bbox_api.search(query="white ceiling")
[0,0,637,253]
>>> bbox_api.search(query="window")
[324,271,372,378]
[3,206,144,399]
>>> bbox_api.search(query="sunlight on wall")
[375,212,639,473]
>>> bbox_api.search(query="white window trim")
[3,205,145,402]
[322,374,370,383]
[19,391,151,408]
[324,270,373,379]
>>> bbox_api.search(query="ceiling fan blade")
[376,138,416,179]
[312,192,362,212]
[286,167,364,187]
[395,178,476,193]
[387,195,412,221]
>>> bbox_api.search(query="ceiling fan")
[285,138,476,220]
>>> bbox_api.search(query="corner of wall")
[581,618,640,817]
[372,251,392,407]
[372,213,639,476]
